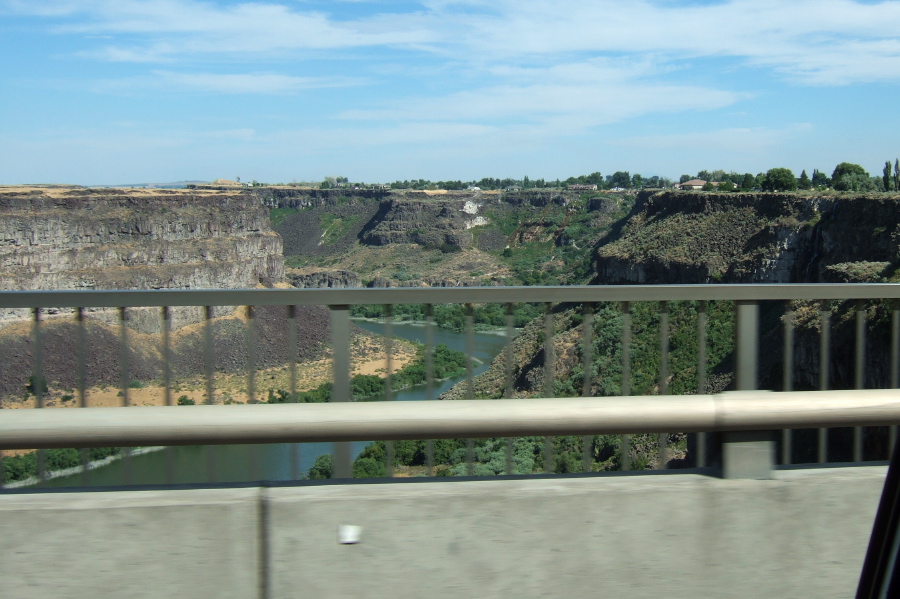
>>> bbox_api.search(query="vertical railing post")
[330,305,352,479]
[696,300,708,468]
[723,300,773,479]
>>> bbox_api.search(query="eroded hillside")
[273,188,633,288]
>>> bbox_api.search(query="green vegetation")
[324,300,734,479]
[353,303,544,331]
[307,454,333,479]
[319,213,361,245]
[339,433,673,479]
[2,447,122,484]
[269,207,300,227]
[762,168,797,192]
[267,343,467,404]
[552,301,734,399]
[25,375,48,396]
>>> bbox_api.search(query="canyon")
[2,184,900,402]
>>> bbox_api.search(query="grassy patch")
[269,207,301,227]
[320,213,361,245]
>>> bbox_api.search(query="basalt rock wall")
[0,188,284,292]
[0,188,284,331]
[595,191,900,285]
[359,198,486,248]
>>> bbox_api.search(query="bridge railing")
[2,284,899,487]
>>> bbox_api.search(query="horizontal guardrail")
[3,283,900,309]
[3,390,900,450]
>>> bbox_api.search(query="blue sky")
[2,0,900,185]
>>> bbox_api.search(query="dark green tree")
[631,173,644,189]
[798,170,811,190]
[885,161,894,191]
[895,159,900,192]
[701,180,716,191]
[762,168,797,191]
[740,173,756,190]
[679,174,692,184]
[831,162,868,190]
[610,171,631,189]
[308,454,333,479]
[811,169,829,188]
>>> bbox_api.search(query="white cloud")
[8,0,436,59]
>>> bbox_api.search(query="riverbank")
[2,446,166,489]
[0,330,418,410]
[352,316,518,337]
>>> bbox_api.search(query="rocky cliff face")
[0,188,284,293]
[286,269,362,289]
[595,191,900,285]
[0,187,286,337]
[360,198,488,248]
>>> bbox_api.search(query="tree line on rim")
[678,160,900,193]
[250,160,899,193]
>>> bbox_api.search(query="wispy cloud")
[154,71,360,93]
[7,0,436,59]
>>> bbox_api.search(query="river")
[43,320,509,488]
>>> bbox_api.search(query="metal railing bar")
[384,304,394,478]
[620,301,632,472]
[465,304,475,477]
[246,306,257,405]
[504,303,515,476]
[425,304,435,476]
[658,301,669,470]
[783,301,794,465]
[544,302,555,474]
[582,302,595,473]
[30,308,44,410]
[76,306,90,485]
[287,305,299,480]
[504,303,515,399]
[203,306,215,406]
[892,300,899,456]
[819,301,831,463]
[287,306,298,402]
[856,300,867,463]
[119,307,130,407]
[6,390,900,449]
[330,305,352,479]
[31,308,46,485]
[697,300,708,468]
[161,307,172,407]
[7,284,900,309]
[76,307,87,408]
[203,305,216,483]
